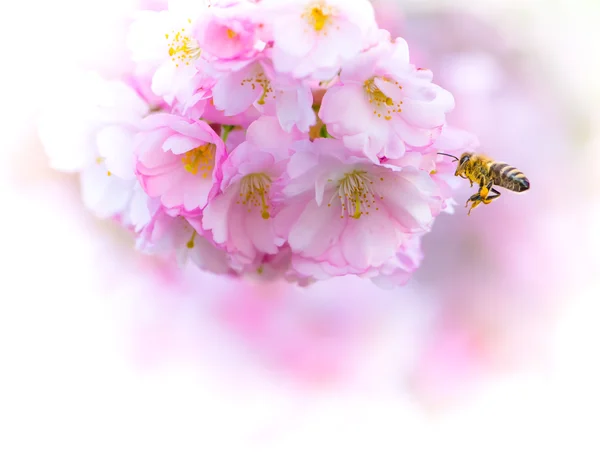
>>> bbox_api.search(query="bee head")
[454,152,473,176]
[437,151,474,176]
[458,152,472,166]
[458,152,473,167]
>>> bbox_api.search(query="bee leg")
[482,188,501,205]
[466,191,481,205]
[467,199,482,216]
[479,186,489,200]
[465,194,482,215]
[476,180,496,201]
[471,180,488,201]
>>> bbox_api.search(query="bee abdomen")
[491,163,530,193]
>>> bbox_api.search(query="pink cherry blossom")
[276,139,443,281]
[195,0,263,69]
[211,59,315,132]
[135,112,226,215]
[123,72,169,114]
[172,75,215,119]
[201,99,262,128]
[319,36,454,161]
[41,0,488,288]
[368,235,423,289]
[245,245,315,286]
[265,0,377,80]
[39,71,149,177]
[127,0,209,104]
[202,116,300,265]
[137,208,234,273]
[173,73,263,128]
[78,159,138,219]
[38,70,155,228]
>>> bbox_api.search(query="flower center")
[166,22,201,67]
[240,71,272,105]
[238,173,272,219]
[181,143,216,178]
[334,170,381,219]
[363,77,403,120]
[302,2,334,32]
[226,28,237,39]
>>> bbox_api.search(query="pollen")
[237,173,273,219]
[167,24,201,67]
[226,28,237,39]
[302,2,335,32]
[240,71,272,105]
[335,170,382,219]
[363,77,403,119]
[181,143,216,178]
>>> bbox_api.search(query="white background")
[1,0,600,473]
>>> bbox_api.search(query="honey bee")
[438,152,530,215]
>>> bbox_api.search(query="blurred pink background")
[1,0,599,473]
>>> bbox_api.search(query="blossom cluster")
[39,0,476,287]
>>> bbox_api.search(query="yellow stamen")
[363,77,403,119]
[226,28,237,39]
[353,192,362,218]
[167,23,201,67]
[181,143,216,179]
[257,88,268,105]
[237,173,272,219]
[240,71,272,105]
[186,230,197,249]
[311,7,327,31]
[335,170,382,219]
[302,2,335,32]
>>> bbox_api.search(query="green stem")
[221,125,235,143]
[320,124,333,138]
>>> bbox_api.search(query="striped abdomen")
[490,163,530,193]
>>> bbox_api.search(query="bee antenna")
[437,152,459,162]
